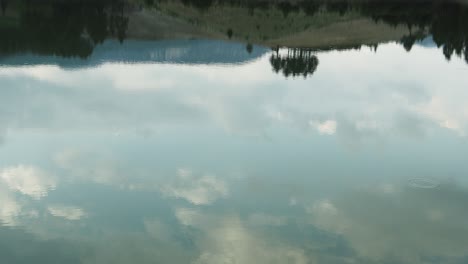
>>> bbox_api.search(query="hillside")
[127,1,411,48]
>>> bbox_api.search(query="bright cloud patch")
[48,205,87,220]
[0,165,56,199]
[162,169,228,205]
[309,199,338,216]
[0,190,21,226]
[177,211,309,264]
[306,185,468,264]
[310,120,337,135]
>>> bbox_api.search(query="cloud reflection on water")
[0,40,468,264]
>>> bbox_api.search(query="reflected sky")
[1,39,468,264]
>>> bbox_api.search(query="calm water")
[1,1,468,263]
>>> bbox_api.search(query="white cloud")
[48,205,87,221]
[53,149,151,190]
[192,218,309,264]
[0,189,21,226]
[306,185,468,264]
[289,197,298,206]
[379,183,397,194]
[174,209,310,264]
[2,43,468,143]
[416,96,467,136]
[310,120,337,135]
[162,169,228,205]
[174,207,205,226]
[0,165,56,199]
[308,199,338,216]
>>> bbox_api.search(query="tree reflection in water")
[1,0,7,15]
[270,48,319,78]
[1,0,468,67]
[0,0,129,58]
[179,0,468,64]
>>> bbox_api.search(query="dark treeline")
[270,44,375,78]
[270,48,319,78]
[1,0,468,65]
[178,0,468,64]
[0,0,129,58]
[1,0,7,15]
[359,1,468,62]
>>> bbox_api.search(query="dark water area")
[1,1,468,264]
